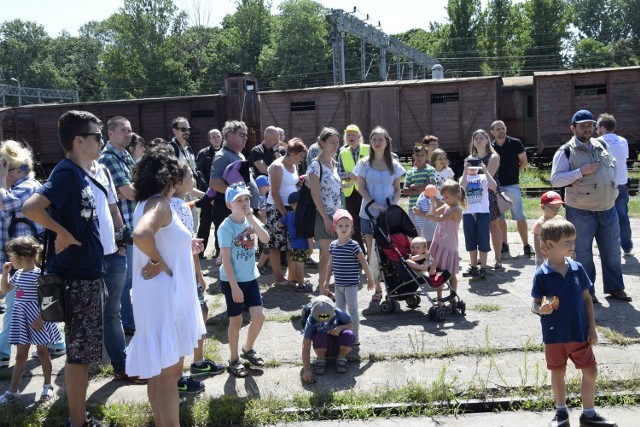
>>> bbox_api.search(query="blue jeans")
[566,205,625,295]
[0,288,15,359]
[616,184,633,253]
[104,252,128,371]
[121,244,135,331]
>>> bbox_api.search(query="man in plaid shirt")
[98,116,137,336]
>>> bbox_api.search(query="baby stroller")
[365,201,466,321]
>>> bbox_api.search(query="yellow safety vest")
[340,144,370,196]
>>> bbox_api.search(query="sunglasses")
[176,127,191,132]
[78,132,103,142]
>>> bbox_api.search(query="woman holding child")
[265,138,308,287]
[354,127,406,302]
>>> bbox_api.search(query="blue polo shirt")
[531,258,592,344]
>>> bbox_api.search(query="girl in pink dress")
[415,179,464,306]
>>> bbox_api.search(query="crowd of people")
[0,107,632,427]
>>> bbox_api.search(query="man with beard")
[169,116,206,191]
[550,109,630,303]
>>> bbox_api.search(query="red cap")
[540,191,564,205]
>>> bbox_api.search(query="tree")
[568,0,630,44]
[441,0,483,76]
[521,0,569,74]
[479,0,527,76]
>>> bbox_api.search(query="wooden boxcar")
[0,73,260,170]
[535,67,640,162]
[259,76,501,159]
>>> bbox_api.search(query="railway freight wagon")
[534,67,640,164]
[259,76,501,166]
[0,73,260,171]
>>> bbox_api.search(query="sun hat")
[540,191,565,205]
[225,182,250,203]
[344,124,361,133]
[288,191,299,204]
[332,208,353,230]
[255,175,269,188]
[571,109,596,124]
[311,296,336,322]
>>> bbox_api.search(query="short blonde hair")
[411,236,427,248]
[0,140,34,177]
[540,218,576,243]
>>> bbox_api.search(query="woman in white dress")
[126,146,206,426]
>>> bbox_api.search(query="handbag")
[496,190,513,214]
[295,160,323,239]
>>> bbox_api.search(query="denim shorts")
[360,217,373,235]
[499,184,526,221]
[220,279,263,317]
[196,283,207,312]
[462,213,491,252]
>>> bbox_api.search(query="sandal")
[371,291,383,302]
[240,348,265,367]
[335,357,348,374]
[274,280,296,288]
[0,390,20,406]
[493,261,503,269]
[313,358,326,375]
[296,281,313,293]
[40,384,54,401]
[479,267,488,279]
[227,359,249,378]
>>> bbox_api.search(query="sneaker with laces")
[478,267,488,279]
[462,266,479,277]
[190,358,226,377]
[578,412,617,427]
[177,375,205,394]
[524,244,534,257]
[0,300,6,314]
[549,410,570,427]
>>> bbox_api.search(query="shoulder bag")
[295,160,323,239]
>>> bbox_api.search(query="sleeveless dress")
[126,198,206,379]
[428,206,460,274]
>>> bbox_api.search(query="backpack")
[295,160,323,239]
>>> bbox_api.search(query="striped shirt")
[329,239,362,287]
[11,268,40,302]
[414,193,433,230]
[404,165,436,206]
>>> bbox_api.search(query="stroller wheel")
[406,295,421,309]
[427,306,436,321]
[435,307,446,321]
[380,299,396,314]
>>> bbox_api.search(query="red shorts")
[545,342,597,370]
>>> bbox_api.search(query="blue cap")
[571,109,595,124]
[225,183,250,203]
[255,175,269,188]
[287,191,299,204]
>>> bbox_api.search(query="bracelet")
[148,258,162,266]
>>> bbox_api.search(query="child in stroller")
[365,201,465,320]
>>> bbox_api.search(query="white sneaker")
[40,384,54,401]
[0,358,9,368]
[0,390,20,406]
[31,347,66,358]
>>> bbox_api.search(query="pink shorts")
[545,342,597,370]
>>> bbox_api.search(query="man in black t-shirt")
[249,125,285,176]
[491,120,533,257]
[196,128,222,254]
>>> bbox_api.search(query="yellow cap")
[344,124,361,133]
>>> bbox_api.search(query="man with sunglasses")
[170,117,207,191]
[23,110,106,427]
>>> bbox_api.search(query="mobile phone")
[467,158,481,167]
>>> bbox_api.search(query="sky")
[4,0,457,37]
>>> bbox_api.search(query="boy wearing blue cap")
[218,183,270,377]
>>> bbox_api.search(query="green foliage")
[521,0,569,73]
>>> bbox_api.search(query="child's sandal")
[0,390,20,406]
[335,357,348,374]
[40,384,54,401]
[313,359,326,375]
[240,348,265,367]
[227,359,249,378]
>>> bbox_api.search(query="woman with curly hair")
[126,146,206,426]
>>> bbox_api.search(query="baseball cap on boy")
[311,296,336,322]
[540,191,565,205]
[571,109,596,124]
[288,191,299,205]
[344,124,361,133]
[332,208,353,229]
[255,175,269,188]
[225,183,250,203]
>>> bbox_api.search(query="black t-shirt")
[249,142,285,172]
[492,136,525,186]
[38,159,104,279]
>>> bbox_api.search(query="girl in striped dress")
[0,236,61,405]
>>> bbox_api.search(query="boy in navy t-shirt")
[278,191,312,292]
[531,218,616,427]
[301,296,355,383]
